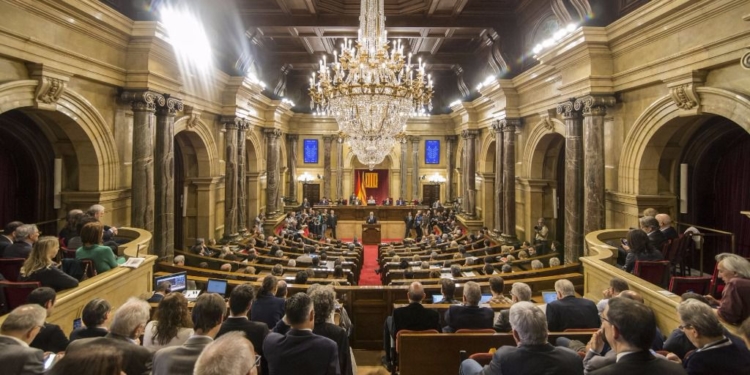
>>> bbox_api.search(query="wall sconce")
[297,172,314,184]
[429,173,446,185]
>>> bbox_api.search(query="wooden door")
[303,184,320,205]
[422,185,440,207]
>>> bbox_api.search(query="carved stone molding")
[556,100,580,120]
[664,71,707,116]
[498,118,522,132]
[156,95,184,116]
[574,95,616,116]
[491,120,503,133]
[221,116,247,130]
[27,63,71,111]
[184,106,202,129]
[408,135,420,144]
[445,135,458,143]
[264,128,283,138]
[286,134,298,142]
[461,129,480,139]
[121,91,165,112]
[539,111,554,132]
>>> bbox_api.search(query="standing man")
[404,212,414,239]
[321,209,329,240]
[366,212,378,224]
[534,218,549,255]
[414,211,424,240]
[327,210,338,240]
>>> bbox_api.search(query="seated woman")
[622,229,663,273]
[143,293,194,350]
[704,253,750,325]
[76,222,124,274]
[20,236,79,291]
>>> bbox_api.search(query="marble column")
[557,100,584,263]
[410,136,420,200]
[237,120,250,234]
[491,122,504,234]
[221,117,240,240]
[445,135,457,202]
[264,129,283,216]
[461,129,479,217]
[501,119,521,243]
[154,95,183,259]
[575,95,616,236]
[323,135,334,199]
[400,138,408,200]
[286,135,298,203]
[121,91,163,234]
[336,137,344,201]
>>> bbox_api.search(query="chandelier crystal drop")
[309,0,433,169]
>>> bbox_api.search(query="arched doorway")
[525,124,566,245]
[482,139,497,231]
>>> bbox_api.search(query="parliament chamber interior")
[0,0,749,374]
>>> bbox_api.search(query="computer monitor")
[542,291,558,304]
[154,272,187,293]
[206,279,228,297]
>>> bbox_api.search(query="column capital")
[221,116,247,130]
[498,118,522,132]
[408,135,421,144]
[322,135,336,143]
[155,94,183,116]
[461,129,480,139]
[120,90,165,112]
[286,134,298,142]
[574,95,616,117]
[445,135,458,142]
[556,99,581,120]
[263,128,283,139]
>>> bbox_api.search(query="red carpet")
[358,239,399,286]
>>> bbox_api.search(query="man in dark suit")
[153,293,226,375]
[590,298,686,375]
[365,212,377,224]
[656,213,679,241]
[327,210,338,239]
[217,284,270,374]
[66,297,154,375]
[443,281,494,332]
[396,197,405,206]
[251,275,287,329]
[0,304,47,374]
[3,224,39,259]
[27,287,68,353]
[546,279,600,332]
[264,292,340,375]
[641,216,668,251]
[382,282,440,369]
[146,281,171,304]
[403,212,414,239]
[0,221,22,257]
[460,301,583,375]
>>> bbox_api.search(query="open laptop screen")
[154,272,187,293]
[542,291,558,304]
[206,279,228,296]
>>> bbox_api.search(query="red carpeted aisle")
[358,239,398,286]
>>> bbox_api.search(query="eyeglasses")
[678,324,693,331]
[599,313,611,325]
[251,355,262,369]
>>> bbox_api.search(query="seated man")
[264,293,339,375]
[0,304,47,374]
[546,279,600,332]
[27,287,69,353]
[597,277,629,313]
[367,196,376,205]
[433,278,460,305]
[216,284,269,373]
[66,298,154,375]
[194,331,259,375]
[147,281,171,303]
[443,281,493,332]
[487,276,512,304]
[69,298,111,342]
[494,282,532,332]
[383,282,440,369]
[460,301,583,375]
[3,224,39,259]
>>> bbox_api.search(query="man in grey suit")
[152,293,226,375]
[0,304,47,375]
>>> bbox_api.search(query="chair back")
[633,260,670,288]
[0,281,40,312]
[0,258,26,282]
[669,276,712,295]
[563,328,599,333]
[396,329,439,353]
[78,259,98,279]
[468,352,494,366]
[455,329,496,334]
[61,249,77,259]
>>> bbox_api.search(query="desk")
[362,224,381,244]
[315,205,427,221]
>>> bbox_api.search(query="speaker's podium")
[362,224,381,245]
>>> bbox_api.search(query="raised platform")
[315,204,428,221]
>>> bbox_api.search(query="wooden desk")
[362,224,382,244]
[316,205,427,221]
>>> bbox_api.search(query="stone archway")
[478,132,497,231]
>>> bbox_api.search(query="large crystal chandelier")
[309,0,433,169]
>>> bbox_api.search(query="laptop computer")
[541,290,558,304]
[432,294,445,303]
[206,279,228,297]
[479,294,492,304]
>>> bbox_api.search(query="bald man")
[382,282,440,370]
[655,214,678,241]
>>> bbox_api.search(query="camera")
[534,225,541,231]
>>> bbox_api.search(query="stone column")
[154,95,183,259]
[336,136,344,201]
[410,136,420,200]
[461,130,479,217]
[120,91,163,234]
[445,136,457,201]
[575,95,616,235]
[557,100,584,263]
[264,129,283,216]
[323,135,334,199]
[221,117,240,240]
[237,120,250,234]
[400,138,408,200]
[501,119,521,244]
[286,135,298,203]
[490,121,504,234]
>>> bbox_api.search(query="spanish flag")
[356,171,367,202]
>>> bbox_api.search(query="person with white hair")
[655,213,678,240]
[65,297,153,375]
[3,224,39,259]
[87,204,118,241]
[704,253,750,324]
[546,279,600,332]
[443,281,493,332]
[0,304,47,373]
[460,301,583,375]
[173,255,185,266]
[494,282,532,332]
[194,331,258,375]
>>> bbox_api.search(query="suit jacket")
[474,343,583,375]
[404,216,414,228]
[327,215,338,227]
[589,350,686,375]
[0,235,12,257]
[392,302,441,337]
[647,230,668,251]
[443,305,494,332]
[3,241,32,259]
[30,322,68,353]
[69,327,108,342]
[66,332,153,375]
[217,317,270,374]
[683,337,750,375]
[152,335,213,375]
[263,329,339,375]
[0,335,45,375]
[251,294,286,329]
[661,227,679,241]
[314,322,353,375]
[366,216,377,224]
[546,296,600,332]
